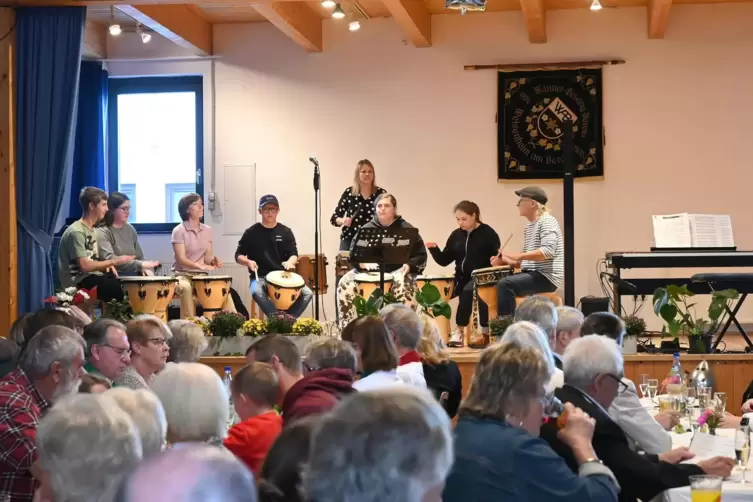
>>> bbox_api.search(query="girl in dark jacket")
[426,201,500,347]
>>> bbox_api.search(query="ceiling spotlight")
[332,3,345,18]
[321,0,336,7]
[590,0,602,10]
[445,0,486,15]
[141,31,152,43]
[109,23,122,36]
[349,20,360,31]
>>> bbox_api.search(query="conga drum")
[295,254,329,294]
[416,274,456,344]
[471,265,512,321]
[120,276,178,322]
[265,270,306,311]
[354,272,394,300]
[192,275,232,319]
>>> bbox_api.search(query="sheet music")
[683,432,736,463]
[652,214,692,248]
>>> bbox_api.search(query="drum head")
[120,275,178,283]
[472,265,510,276]
[416,274,455,281]
[192,275,232,282]
[266,270,305,288]
[354,272,394,283]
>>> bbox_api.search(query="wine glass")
[647,379,659,400]
[714,392,727,412]
[735,427,750,483]
[638,374,650,398]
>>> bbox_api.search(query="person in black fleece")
[235,195,313,318]
[336,193,427,328]
[426,200,500,347]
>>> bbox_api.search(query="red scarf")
[399,350,421,366]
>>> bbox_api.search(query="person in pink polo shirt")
[171,193,236,318]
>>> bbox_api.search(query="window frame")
[107,75,204,234]
[164,182,196,223]
[119,183,137,224]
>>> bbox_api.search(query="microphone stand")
[312,160,321,320]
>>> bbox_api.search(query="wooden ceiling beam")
[520,0,546,43]
[82,19,106,59]
[115,5,212,55]
[252,2,322,52]
[647,0,672,39]
[381,0,431,48]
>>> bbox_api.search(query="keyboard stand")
[690,273,753,350]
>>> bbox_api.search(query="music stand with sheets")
[350,227,418,294]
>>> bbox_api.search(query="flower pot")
[688,334,714,354]
[203,334,323,356]
[622,336,638,355]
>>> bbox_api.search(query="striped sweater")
[521,213,564,288]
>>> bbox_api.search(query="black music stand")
[349,227,418,294]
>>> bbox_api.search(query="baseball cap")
[258,195,279,209]
[514,186,548,205]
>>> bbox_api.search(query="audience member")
[554,306,584,369]
[501,320,563,390]
[341,316,403,391]
[19,308,80,356]
[78,373,111,393]
[115,315,170,389]
[36,393,142,502]
[151,362,228,446]
[82,319,131,381]
[444,342,619,502]
[514,295,558,350]
[379,303,427,388]
[166,319,208,363]
[106,387,168,458]
[417,314,462,418]
[9,313,32,346]
[257,417,317,502]
[304,387,453,502]
[116,444,256,502]
[303,338,358,375]
[541,335,735,502]
[245,335,353,426]
[0,326,85,502]
[224,363,283,474]
[0,337,19,379]
[581,311,675,454]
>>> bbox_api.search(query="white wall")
[106,6,753,327]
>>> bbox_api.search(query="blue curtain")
[69,61,108,218]
[16,7,86,314]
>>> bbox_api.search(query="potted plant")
[488,315,514,343]
[353,288,403,318]
[621,315,646,355]
[415,283,451,320]
[653,285,739,354]
[204,311,247,355]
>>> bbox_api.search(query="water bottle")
[667,352,683,395]
[223,367,235,427]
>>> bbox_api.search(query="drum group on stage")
[57,160,564,348]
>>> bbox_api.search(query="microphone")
[309,157,319,167]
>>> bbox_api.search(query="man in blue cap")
[234,195,313,317]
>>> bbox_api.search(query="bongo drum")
[471,266,512,321]
[120,276,178,322]
[265,270,305,311]
[192,275,232,319]
[415,274,456,344]
[354,272,394,300]
[295,254,329,294]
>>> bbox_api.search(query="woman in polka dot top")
[330,159,386,251]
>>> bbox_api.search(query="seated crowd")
[1,295,749,502]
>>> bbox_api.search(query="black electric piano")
[606,249,753,348]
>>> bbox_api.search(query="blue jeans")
[251,279,313,318]
[495,271,557,318]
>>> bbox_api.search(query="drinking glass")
[735,428,750,484]
[658,395,673,412]
[647,379,659,399]
[639,374,650,398]
[686,387,698,425]
[689,475,723,502]
[714,392,727,412]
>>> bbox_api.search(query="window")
[108,76,204,233]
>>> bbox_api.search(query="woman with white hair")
[167,319,208,363]
[106,387,168,457]
[444,342,619,502]
[151,362,229,447]
[115,315,171,389]
[36,393,142,502]
[501,320,563,391]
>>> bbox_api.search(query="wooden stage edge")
[200,351,753,414]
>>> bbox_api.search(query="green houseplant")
[415,283,451,320]
[207,311,247,338]
[489,315,515,343]
[652,285,739,354]
[353,288,403,318]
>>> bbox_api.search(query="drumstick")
[498,233,514,258]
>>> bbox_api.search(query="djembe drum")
[469,266,512,347]
[295,254,329,294]
[354,272,394,300]
[192,275,233,319]
[265,270,306,311]
[120,276,178,322]
[416,274,456,344]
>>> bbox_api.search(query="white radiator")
[157,262,252,313]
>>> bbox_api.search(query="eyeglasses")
[102,344,131,360]
[147,338,167,347]
[516,198,533,207]
[117,206,131,213]
[261,206,279,214]
[302,359,320,373]
[605,373,629,393]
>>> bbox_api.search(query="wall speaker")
[580,296,610,317]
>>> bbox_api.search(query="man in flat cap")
[490,186,564,318]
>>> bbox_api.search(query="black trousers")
[78,274,124,303]
[455,279,488,328]
[496,270,557,317]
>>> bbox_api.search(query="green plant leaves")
[653,285,739,338]
[415,283,451,320]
